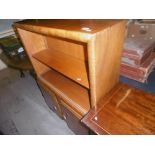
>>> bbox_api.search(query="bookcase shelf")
[38,69,90,116]
[33,48,89,88]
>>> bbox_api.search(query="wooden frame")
[14,19,126,122]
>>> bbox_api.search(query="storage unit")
[14,20,126,134]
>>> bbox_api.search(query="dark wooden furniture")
[82,82,155,135]
[0,52,32,77]
[38,80,63,118]
[14,20,126,134]
[38,79,90,134]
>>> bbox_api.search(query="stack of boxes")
[120,37,155,83]
[120,20,155,83]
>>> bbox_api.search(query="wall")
[0,19,21,38]
[0,19,21,70]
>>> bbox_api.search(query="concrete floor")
[0,68,74,135]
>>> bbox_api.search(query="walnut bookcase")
[14,20,126,134]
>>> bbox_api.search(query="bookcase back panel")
[46,36,88,61]
[33,48,89,88]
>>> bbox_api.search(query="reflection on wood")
[82,82,155,135]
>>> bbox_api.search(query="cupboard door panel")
[60,103,89,135]
[39,85,62,118]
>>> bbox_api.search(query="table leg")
[20,70,25,78]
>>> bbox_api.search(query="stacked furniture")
[14,20,126,134]
[120,37,155,83]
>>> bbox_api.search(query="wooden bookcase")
[14,20,126,134]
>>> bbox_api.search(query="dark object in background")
[127,21,155,40]
[0,35,34,78]
[121,23,155,83]
[122,38,155,67]
[0,35,25,60]
[0,130,4,135]
[121,53,155,83]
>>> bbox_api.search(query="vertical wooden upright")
[87,21,126,106]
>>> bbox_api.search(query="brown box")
[122,37,155,66]
[120,53,155,83]
[127,22,155,40]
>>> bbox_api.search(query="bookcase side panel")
[88,21,126,107]
[17,28,49,75]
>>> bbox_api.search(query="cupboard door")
[39,86,62,118]
[60,102,89,135]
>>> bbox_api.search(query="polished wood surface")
[38,69,90,118]
[82,83,155,134]
[16,19,126,108]
[87,20,126,107]
[46,36,87,61]
[33,48,89,88]
[38,74,82,119]
[38,82,63,118]
[14,20,123,42]
[61,104,89,134]
[15,20,126,134]
[59,99,82,119]
[15,20,123,34]
[17,29,50,76]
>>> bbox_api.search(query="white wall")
[0,19,21,38]
[0,19,20,32]
[0,19,21,70]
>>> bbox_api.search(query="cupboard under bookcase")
[15,20,126,134]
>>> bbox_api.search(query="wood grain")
[33,48,89,88]
[14,20,123,42]
[87,20,126,107]
[46,36,88,61]
[82,83,155,135]
[38,69,90,117]
[60,99,82,119]
[15,20,126,122]
[38,81,63,118]
[17,28,50,75]
[61,104,89,134]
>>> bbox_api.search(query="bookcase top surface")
[15,19,124,35]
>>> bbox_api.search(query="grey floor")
[0,67,74,135]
